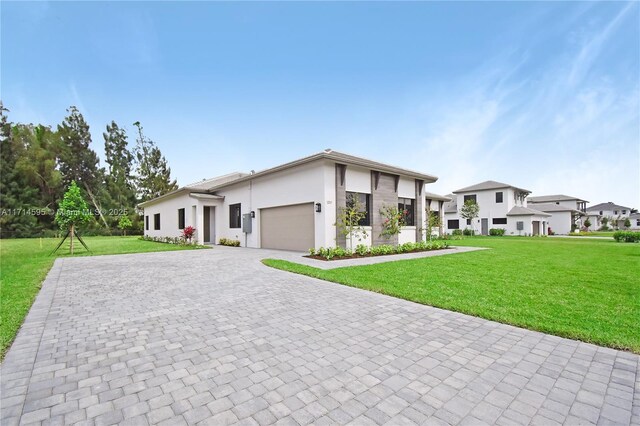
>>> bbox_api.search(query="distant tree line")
[0,102,178,238]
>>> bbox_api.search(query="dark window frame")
[448,219,460,229]
[495,192,503,203]
[154,213,160,230]
[463,194,477,203]
[492,217,507,225]
[229,203,241,228]
[178,208,185,230]
[346,192,371,226]
[145,215,149,231]
[398,197,415,226]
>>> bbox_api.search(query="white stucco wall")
[546,211,572,235]
[215,160,332,249]
[142,192,196,240]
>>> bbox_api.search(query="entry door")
[203,207,211,243]
[533,221,540,236]
[481,218,488,236]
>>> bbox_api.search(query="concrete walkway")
[2,247,638,425]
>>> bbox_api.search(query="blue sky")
[3,1,639,208]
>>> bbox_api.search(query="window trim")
[154,213,160,230]
[495,192,503,203]
[492,217,507,225]
[463,194,477,203]
[145,215,149,231]
[178,208,185,230]
[447,219,460,229]
[398,197,416,226]
[229,203,241,228]
[346,192,371,226]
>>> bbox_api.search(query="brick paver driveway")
[2,247,639,425]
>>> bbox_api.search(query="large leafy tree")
[133,121,177,202]
[0,104,40,236]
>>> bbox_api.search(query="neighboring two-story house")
[443,180,551,236]
[586,202,635,230]
[527,194,587,234]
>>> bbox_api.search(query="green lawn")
[0,236,206,359]
[264,237,640,353]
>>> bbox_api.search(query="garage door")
[260,203,315,252]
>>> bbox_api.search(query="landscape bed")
[307,240,449,260]
[264,236,640,353]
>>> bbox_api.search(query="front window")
[448,219,460,229]
[145,215,149,231]
[154,213,160,230]
[495,192,503,203]
[346,192,371,226]
[178,208,185,230]
[622,210,627,214]
[492,218,507,225]
[229,204,241,228]
[398,198,415,226]
[464,194,477,203]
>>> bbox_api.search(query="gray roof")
[586,202,633,212]
[424,191,451,202]
[507,206,552,217]
[443,194,457,213]
[452,180,530,194]
[528,194,588,203]
[528,203,585,215]
[141,150,439,208]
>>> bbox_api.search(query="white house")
[585,202,636,230]
[443,180,551,236]
[140,150,448,251]
[527,194,587,235]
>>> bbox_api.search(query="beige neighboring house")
[586,202,636,230]
[527,194,587,235]
[443,180,551,236]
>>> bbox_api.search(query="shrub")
[613,231,640,243]
[452,229,463,236]
[308,248,316,256]
[489,228,505,236]
[355,244,368,256]
[462,229,475,236]
[219,238,241,247]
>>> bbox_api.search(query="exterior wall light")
[315,203,322,213]
[250,211,255,218]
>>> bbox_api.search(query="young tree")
[425,210,441,241]
[133,121,177,202]
[118,215,132,236]
[55,181,91,254]
[336,193,369,250]
[584,217,592,231]
[624,218,631,229]
[460,200,480,233]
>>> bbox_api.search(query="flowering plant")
[380,204,407,238]
[181,226,196,243]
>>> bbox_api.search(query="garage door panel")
[261,203,314,251]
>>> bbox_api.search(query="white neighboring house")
[585,202,636,230]
[527,194,587,235]
[443,180,551,236]
[139,150,448,251]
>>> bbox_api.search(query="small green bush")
[219,238,241,247]
[489,228,506,236]
[613,231,640,243]
[462,229,475,236]
[452,229,463,236]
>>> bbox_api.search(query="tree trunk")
[70,224,74,255]
[83,182,110,229]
